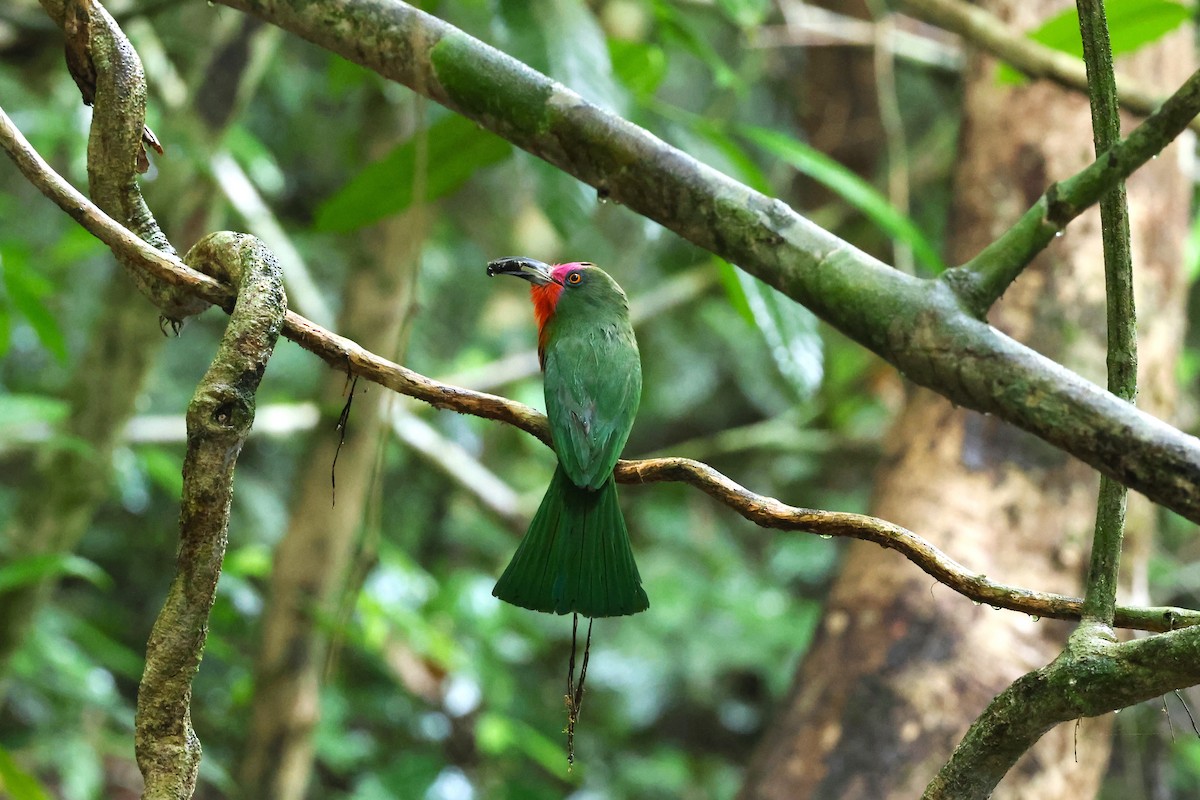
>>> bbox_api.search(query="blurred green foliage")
[0,1,1196,799]
[996,0,1191,84]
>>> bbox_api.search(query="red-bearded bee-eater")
[487,256,650,619]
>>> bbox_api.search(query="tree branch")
[619,457,1192,633]
[897,0,1198,133]
[134,232,285,799]
[1,107,1195,633]
[47,0,207,320]
[1076,0,1135,625]
[924,624,1200,799]
[947,65,1200,312]
[203,0,1200,527]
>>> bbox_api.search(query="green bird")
[487,256,649,618]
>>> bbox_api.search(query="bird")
[486,256,649,618]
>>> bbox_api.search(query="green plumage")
[491,261,649,618]
[492,468,648,617]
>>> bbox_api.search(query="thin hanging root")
[331,373,360,505]
[565,614,595,769]
[1175,688,1200,737]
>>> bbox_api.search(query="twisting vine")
[135,233,285,798]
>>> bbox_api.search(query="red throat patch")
[531,281,562,368]
[530,264,580,368]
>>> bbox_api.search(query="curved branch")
[619,457,1192,633]
[50,0,207,320]
[203,0,1200,528]
[0,0,180,681]
[924,624,1200,799]
[0,109,1193,633]
[135,232,285,798]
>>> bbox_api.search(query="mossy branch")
[0,108,1195,634]
[924,624,1200,799]
[1075,0,1135,626]
[946,67,1200,311]
[134,232,285,799]
[43,0,206,321]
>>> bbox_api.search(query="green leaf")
[1,247,68,362]
[48,224,105,264]
[998,0,1190,84]
[224,543,273,579]
[661,118,823,396]
[476,711,566,775]
[0,393,67,445]
[137,445,185,498]
[67,616,145,681]
[734,267,824,400]
[1185,198,1200,283]
[327,54,375,94]
[223,125,286,197]
[713,259,754,324]
[352,755,441,798]
[740,125,945,273]
[0,299,9,359]
[529,157,594,238]
[654,1,742,91]
[540,0,623,113]
[315,115,512,232]
[716,0,771,29]
[0,554,112,594]
[609,39,667,99]
[0,746,52,800]
[0,299,12,361]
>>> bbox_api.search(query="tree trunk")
[739,5,1192,798]
[239,204,424,799]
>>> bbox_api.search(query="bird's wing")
[544,327,642,490]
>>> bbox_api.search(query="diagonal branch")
[949,66,1200,313]
[897,0,1196,132]
[203,0,1200,528]
[0,106,1194,634]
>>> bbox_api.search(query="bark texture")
[136,232,285,799]
[739,5,1192,798]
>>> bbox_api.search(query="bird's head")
[487,256,630,365]
[488,254,624,323]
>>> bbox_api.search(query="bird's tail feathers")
[493,466,648,618]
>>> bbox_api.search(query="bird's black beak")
[486,256,561,286]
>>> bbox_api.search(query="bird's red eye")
[567,272,583,284]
